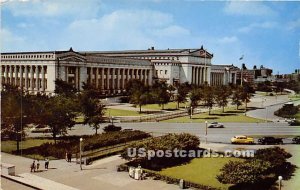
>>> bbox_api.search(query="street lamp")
[278,176,283,190]
[80,138,83,170]
[205,121,208,136]
[190,106,193,119]
[205,121,208,144]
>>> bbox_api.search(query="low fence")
[117,109,204,123]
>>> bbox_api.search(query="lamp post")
[278,176,283,190]
[80,138,83,170]
[205,121,208,144]
[190,106,193,119]
[205,121,208,136]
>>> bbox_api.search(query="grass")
[142,102,186,110]
[74,108,145,123]
[159,157,240,189]
[1,138,53,153]
[289,94,300,101]
[164,107,265,123]
[105,108,144,116]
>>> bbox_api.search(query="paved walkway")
[1,153,179,190]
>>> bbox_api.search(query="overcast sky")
[1,0,300,74]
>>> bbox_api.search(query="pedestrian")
[67,152,72,162]
[30,160,36,172]
[36,160,40,171]
[45,158,49,170]
[65,152,68,162]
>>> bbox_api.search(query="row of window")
[156,70,168,75]
[2,54,54,59]
[133,56,180,61]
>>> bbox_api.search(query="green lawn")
[164,107,265,123]
[289,94,300,101]
[1,138,53,153]
[142,102,186,110]
[159,157,239,189]
[105,108,144,116]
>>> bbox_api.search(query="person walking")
[36,160,40,171]
[30,160,36,172]
[67,152,72,162]
[45,158,49,170]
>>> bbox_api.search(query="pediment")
[58,52,86,62]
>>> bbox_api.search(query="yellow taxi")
[231,135,254,144]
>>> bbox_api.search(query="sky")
[1,0,300,74]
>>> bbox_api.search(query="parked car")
[208,122,224,128]
[231,135,254,144]
[257,137,283,145]
[292,136,300,144]
[31,125,51,133]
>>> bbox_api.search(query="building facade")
[210,65,238,86]
[1,47,237,94]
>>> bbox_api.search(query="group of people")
[30,158,49,172]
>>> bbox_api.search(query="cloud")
[60,9,190,50]
[217,36,238,44]
[238,21,278,33]
[1,28,26,51]
[224,1,276,16]
[287,19,300,31]
[3,0,101,18]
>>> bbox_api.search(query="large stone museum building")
[0,47,238,94]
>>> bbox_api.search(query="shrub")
[16,130,151,159]
[121,133,200,170]
[274,104,298,118]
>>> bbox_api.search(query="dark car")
[292,136,300,144]
[258,137,283,145]
[208,122,224,128]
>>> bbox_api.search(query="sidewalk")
[1,153,179,190]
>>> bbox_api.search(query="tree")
[175,82,190,109]
[232,86,243,110]
[217,160,271,184]
[202,86,215,115]
[126,79,151,113]
[1,84,31,153]
[188,87,202,108]
[80,87,106,134]
[152,81,171,110]
[54,79,77,97]
[214,85,232,112]
[43,96,77,143]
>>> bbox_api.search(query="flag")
[239,55,244,60]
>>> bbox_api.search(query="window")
[165,70,167,74]
[160,70,163,74]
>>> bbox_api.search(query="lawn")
[1,138,53,153]
[75,108,144,123]
[142,102,186,110]
[105,108,144,116]
[159,157,240,189]
[289,94,300,101]
[164,107,265,123]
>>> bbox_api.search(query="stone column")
[121,69,125,89]
[25,66,28,90]
[127,69,130,81]
[41,66,45,91]
[14,66,18,86]
[112,68,115,93]
[19,65,23,88]
[36,66,40,91]
[95,68,99,88]
[101,68,104,90]
[148,69,153,86]
[106,68,109,90]
[30,66,34,91]
[9,65,13,84]
[117,68,120,91]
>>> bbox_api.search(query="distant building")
[210,65,239,86]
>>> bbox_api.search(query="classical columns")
[117,68,120,91]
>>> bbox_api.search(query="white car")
[208,122,224,128]
[31,125,51,133]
